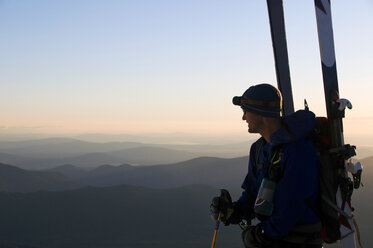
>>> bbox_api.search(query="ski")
[314,0,357,247]
[266,0,294,116]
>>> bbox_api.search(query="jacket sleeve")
[261,140,320,239]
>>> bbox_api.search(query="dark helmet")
[232,83,282,118]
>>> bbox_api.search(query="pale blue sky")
[0,0,372,143]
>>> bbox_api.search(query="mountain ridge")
[0,163,81,193]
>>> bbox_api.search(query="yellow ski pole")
[211,212,222,248]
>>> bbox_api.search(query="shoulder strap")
[254,138,285,182]
[268,145,284,182]
[254,137,266,171]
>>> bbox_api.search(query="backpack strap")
[254,137,266,171]
[240,138,266,220]
[254,137,284,181]
[268,145,284,182]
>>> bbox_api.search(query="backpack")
[254,115,355,244]
[309,117,361,244]
[310,116,343,243]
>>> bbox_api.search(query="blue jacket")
[238,110,320,239]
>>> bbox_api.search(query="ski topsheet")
[266,0,294,116]
[314,0,356,247]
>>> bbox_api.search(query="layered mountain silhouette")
[0,181,370,248]
[0,163,81,192]
[0,138,251,169]
[0,138,371,248]
[0,148,201,170]
[76,156,248,189]
[0,184,243,248]
[45,164,88,179]
[0,156,249,192]
[0,138,142,158]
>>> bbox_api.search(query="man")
[211,83,322,248]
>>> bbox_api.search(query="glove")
[210,197,221,221]
[210,189,243,225]
[242,223,272,248]
[210,189,232,222]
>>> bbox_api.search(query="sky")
[0,0,372,144]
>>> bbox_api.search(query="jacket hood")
[270,110,316,146]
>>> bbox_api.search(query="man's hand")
[210,189,232,223]
[210,197,221,221]
[242,224,272,248]
[210,189,243,225]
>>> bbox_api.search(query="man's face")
[242,110,262,133]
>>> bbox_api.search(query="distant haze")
[0,132,371,157]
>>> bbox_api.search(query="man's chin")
[248,128,257,134]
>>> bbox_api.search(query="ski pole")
[211,212,222,248]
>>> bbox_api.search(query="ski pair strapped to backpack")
[266,0,362,247]
[313,1,362,246]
